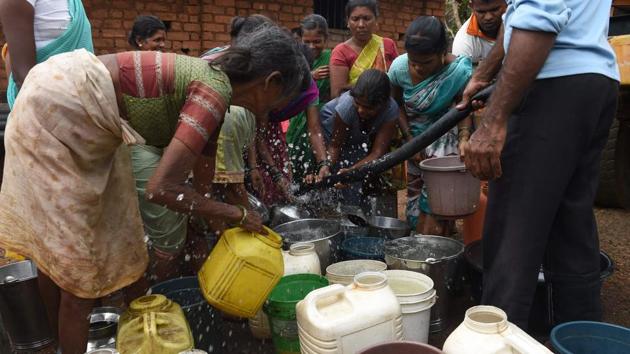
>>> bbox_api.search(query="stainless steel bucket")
[384,235,464,333]
[0,260,54,351]
[86,307,121,351]
[273,219,342,272]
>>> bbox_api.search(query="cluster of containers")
[192,222,561,354]
[0,156,627,354]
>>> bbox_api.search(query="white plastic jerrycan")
[282,243,321,276]
[443,305,553,354]
[296,271,403,354]
[249,242,321,340]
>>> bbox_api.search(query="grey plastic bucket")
[419,156,480,217]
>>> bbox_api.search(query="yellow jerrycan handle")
[146,312,193,351]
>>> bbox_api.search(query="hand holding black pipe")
[296,85,496,195]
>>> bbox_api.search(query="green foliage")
[444,0,473,40]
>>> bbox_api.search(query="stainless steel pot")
[269,205,313,227]
[273,219,342,272]
[368,216,411,239]
[384,235,464,333]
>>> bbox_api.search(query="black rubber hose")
[297,85,495,194]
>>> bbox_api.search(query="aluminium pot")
[269,205,313,227]
[384,235,465,333]
[367,216,411,239]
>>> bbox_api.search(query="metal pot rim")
[384,235,464,263]
[0,260,38,283]
[367,216,410,231]
[274,219,341,242]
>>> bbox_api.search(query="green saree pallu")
[287,49,331,182]
[7,0,94,109]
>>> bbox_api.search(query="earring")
[139,44,143,47]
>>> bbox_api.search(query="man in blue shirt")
[458,0,619,330]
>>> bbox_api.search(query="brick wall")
[0,0,444,92]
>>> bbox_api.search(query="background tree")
[444,0,472,40]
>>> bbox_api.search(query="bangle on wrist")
[235,205,247,226]
[317,159,332,170]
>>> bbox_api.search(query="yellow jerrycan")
[116,294,193,354]
[198,226,284,318]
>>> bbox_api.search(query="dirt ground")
[596,207,630,328]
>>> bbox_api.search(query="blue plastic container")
[551,321,630,354]
[341,237,385,261]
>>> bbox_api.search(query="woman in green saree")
[287,14,332,183]
[389,16,473,234]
